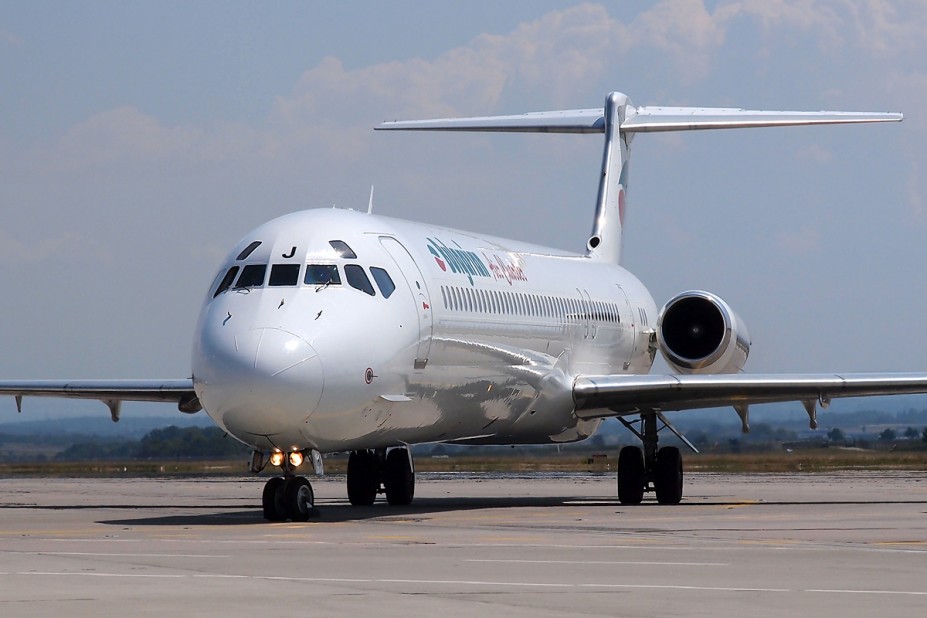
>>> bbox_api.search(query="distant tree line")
[53,426,250,461]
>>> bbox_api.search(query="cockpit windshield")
[235,264,267,289]
[370,267,395,298]
[305,264,341,286]
[212,266,239,297]
[344,264,375,296]
[269,264,300,287]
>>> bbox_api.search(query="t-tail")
[376,92,901,265]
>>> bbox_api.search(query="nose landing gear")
[261,475,316,521]
[254,450,318,522]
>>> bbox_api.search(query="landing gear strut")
[347,447,415,506]
[616,412,691,505]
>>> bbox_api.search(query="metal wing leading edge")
[0,379,199,422]
[573,373,927,430]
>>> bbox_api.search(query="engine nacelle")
[657,291,751,374]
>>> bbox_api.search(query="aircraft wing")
[0,379,199,422]
[572,373,927,425]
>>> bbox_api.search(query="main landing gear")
[616,412,693,505]
[347,447,415,506]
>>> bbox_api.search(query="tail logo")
[617,162,629,226]
[618,188,626,225]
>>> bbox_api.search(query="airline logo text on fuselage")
[425,237,527,286]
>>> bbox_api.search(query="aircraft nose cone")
[199,327,324,437]
[252,327,321,384]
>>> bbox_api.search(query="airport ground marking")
[464,559,729,567]
[7,571,927,597]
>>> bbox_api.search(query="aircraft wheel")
[284,476,315,521]
[347,450,378,506]
[617,446,645,505]
[384,448,415,506]
[262,477,287,521]
[654,446,684,504]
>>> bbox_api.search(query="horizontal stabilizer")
[623,107,902,133]
[377,104,902,134]
[377,109,605,133]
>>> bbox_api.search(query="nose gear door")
[379,236,433,369]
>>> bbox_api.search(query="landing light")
[288,451,304,468]
[269,451,285,467]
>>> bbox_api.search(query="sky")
[1,1,927,420]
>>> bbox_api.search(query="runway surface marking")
[5,551,230,558]
[3,571,926,596]
[7,537,927,553]
[464,559,730,566]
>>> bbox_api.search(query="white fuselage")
[192,208,657,453]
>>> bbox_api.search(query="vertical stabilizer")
[586,92,632,264]
[376,92,899,265]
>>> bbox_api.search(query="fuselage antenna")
[367,185,375,214]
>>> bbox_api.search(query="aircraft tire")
[384,448,415,506]
[617,446,645,505]
[262,477,287,521]
[654,446,684,504]
[347,450,378,506]
[284,476,315,521]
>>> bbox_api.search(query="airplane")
[4,91,927,522]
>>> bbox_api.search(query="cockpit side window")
[269,264,300,287]
[329,240,357,259]
[370,267,396,299]
[344,264,375,296]
[213,266,240,298]
[305,264,341,285]
[235,264,267,289]
[236,241,262,261]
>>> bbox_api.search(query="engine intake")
[657,291,750,374]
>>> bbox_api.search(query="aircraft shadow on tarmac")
[96,495,597,526]
[91,494,927,527]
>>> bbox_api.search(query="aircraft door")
[615,285,636,369]
[581,289,597,339]
[379,236,433,369]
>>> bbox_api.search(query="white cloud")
[775,225,821,255]
[49,107,201,170]
[795,143,833,164]
[1,29,22,47]
[906,160,925,223]
[0,227,111,265]
[838,0,927,56]
[715,0,927,56]
[632,0,726,79]
[27,2,927,177]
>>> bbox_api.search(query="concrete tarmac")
[1,471,926,617]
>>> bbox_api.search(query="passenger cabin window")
[370,267,396,298]
[344,264,375,296]
[329,240,357,259]
[305,264,341,286]
[269,264,300,287]
[213,266,239,298]
[237,241,262,261]
[235,264,267,289]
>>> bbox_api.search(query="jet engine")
[657,291,751,374]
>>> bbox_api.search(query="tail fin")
[377,94,901,264]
